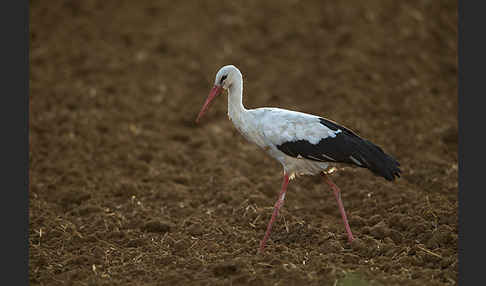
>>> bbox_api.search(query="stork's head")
[196,65,240,123]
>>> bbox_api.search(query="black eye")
[220,75,227,83]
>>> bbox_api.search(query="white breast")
[230,107,334,178]
[228,109,267,148]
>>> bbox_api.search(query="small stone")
[142,219,174,233]
[213,263,238,277]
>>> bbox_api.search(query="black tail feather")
[355,139,401,181]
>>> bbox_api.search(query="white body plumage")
[224,66,344,179]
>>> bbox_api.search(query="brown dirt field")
[30,1,458,285]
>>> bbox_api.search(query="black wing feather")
[276,118,401,181]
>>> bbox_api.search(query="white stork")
[196,65,401,253]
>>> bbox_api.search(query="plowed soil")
[30,1,458,285]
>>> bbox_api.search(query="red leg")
[322,173,354,243]
[259,173,290,253]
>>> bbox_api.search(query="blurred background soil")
[30,0,457,285]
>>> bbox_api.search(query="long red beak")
[196,85,222,123]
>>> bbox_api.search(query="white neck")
[224,67,263,147]
[227,71,247,121]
